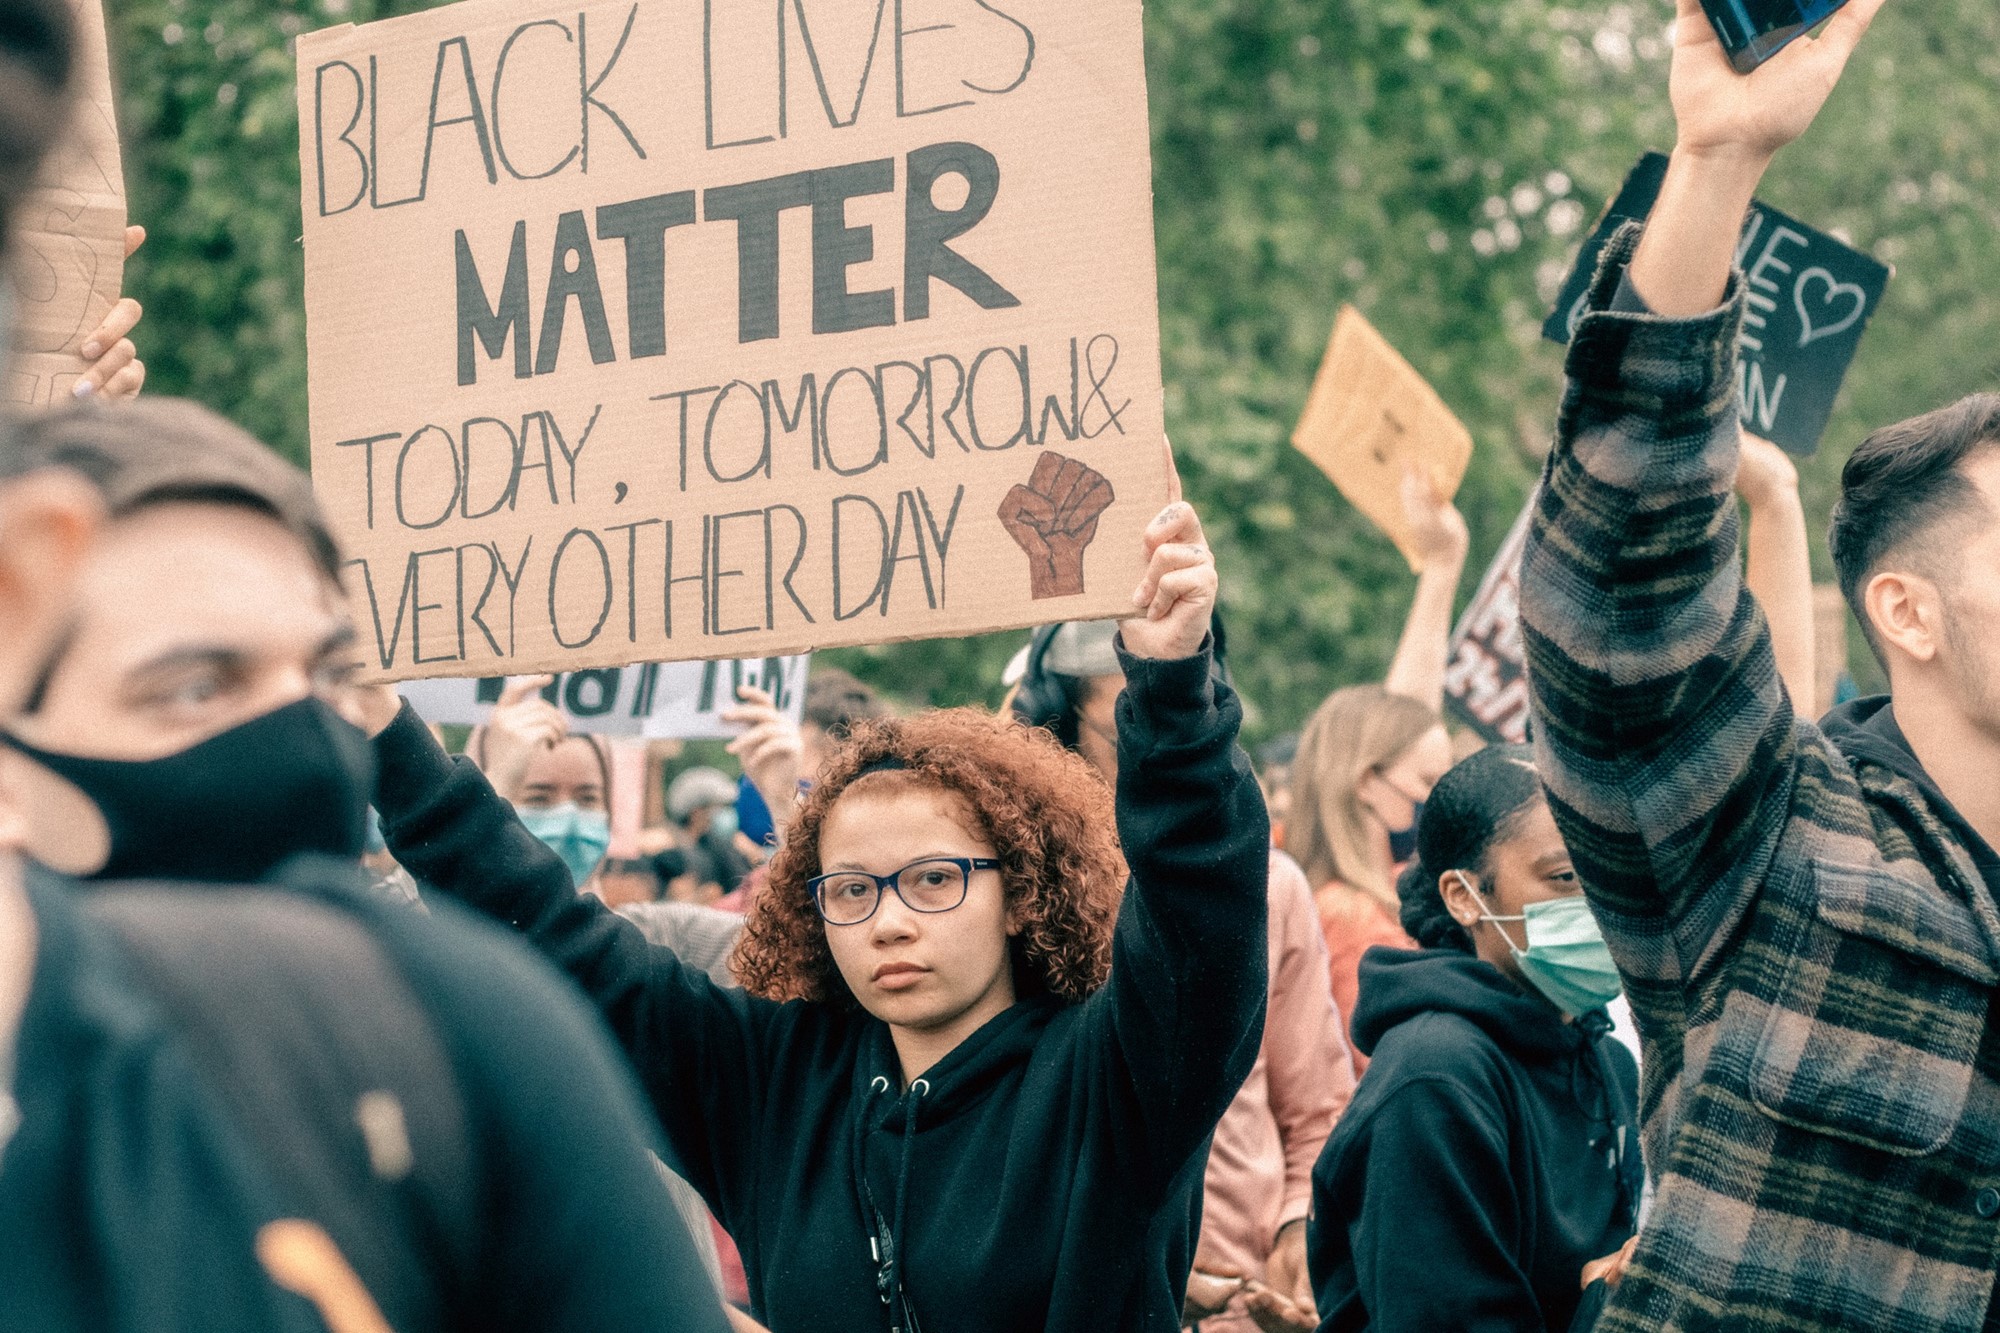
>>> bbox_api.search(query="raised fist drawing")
[999,452,1116,600]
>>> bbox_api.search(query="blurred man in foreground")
[0,388,726,1324]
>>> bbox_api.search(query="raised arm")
[1382,469,1471,711]
[1737,432,1817,713]
[366,696,778,1214]
[1519,0,1884,983]
[1085,489,1270,1196]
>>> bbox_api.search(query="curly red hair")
[733,708,1126,1006]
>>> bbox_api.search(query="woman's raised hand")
[1121,452,1216,662]
[481,675,565,801]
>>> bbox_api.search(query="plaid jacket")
[1522,224,2000,1333]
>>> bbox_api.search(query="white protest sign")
[397,654,809,738]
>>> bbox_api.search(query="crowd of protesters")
[13,0,2000,1330]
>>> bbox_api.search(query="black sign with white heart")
[1543,152,1893,455]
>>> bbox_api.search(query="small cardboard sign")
[1544,152,1891,455]
[1291,306,1474,572]
[397,654,809,738]
[1441,491,1534,744]
[7,0,125,408]
[295,0,1168,681]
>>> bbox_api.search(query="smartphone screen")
[1699,0,1851,71]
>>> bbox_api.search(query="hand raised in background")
[998,451,1115,600]
[1399,466,1470,573]
[478,675,566,803]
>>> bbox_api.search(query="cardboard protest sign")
[1291,306,1474,572]
[6,0,124,408]
[1544,152,1891,456]
[1441,491,1535,744]
[295,0,1167,681]
[397,654,809,739]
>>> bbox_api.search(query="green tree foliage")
[106,0,1999,734]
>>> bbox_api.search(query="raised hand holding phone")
[1629,0,1888,317]
[1701,0,1854,73]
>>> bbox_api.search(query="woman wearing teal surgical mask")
[474,684,614,891]
[1306,745,1641,1333]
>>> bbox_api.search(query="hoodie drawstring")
[1574,1011,1640,1230]
[854,1073,929,1333]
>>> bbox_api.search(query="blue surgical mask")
[518,804,610,889]
[707,806,740,841]
[1461,875,1623,1017]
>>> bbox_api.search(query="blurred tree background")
[107,0,2000,739]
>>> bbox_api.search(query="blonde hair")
[1285,685,1440,904]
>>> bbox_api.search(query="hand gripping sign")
[294,0,1171,682]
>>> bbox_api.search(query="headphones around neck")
[1009,611,1232,749]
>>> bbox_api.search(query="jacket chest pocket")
[1749,864,1996,1157]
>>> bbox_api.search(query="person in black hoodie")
[1306,745,1640,1333]
[362,490,1271,1333]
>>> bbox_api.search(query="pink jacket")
[1192,851,1357,1326]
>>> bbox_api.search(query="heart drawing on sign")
[1794,267,1867,349]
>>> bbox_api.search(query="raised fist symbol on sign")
[998,452,1116,600]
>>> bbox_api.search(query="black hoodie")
[1819,696,2000,897]
[373,644,1270,1333]
[0,862,724,1333]
[1306,947,1638,1333]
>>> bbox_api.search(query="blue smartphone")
[1699,0,1851,72]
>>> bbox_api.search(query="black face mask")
[1387,800,1425,865]
[1,696,374,884]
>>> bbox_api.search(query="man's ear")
[0,470,101,717]
[1863,568,1947,669]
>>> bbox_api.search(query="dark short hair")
[0,398,342,581]
[1829,394,2000,664]
[0,0,71,256]
[1397,743,1546,954]
[802,665,887,737]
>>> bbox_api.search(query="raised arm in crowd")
[1520,2,2000,1329]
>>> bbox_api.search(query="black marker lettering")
[535,210,616,375]
[549,528,613,648]
[596,192,697,359]
[314,61,367,216]
[904,143,1017,319]
[456,221,532,385]
[494,20,579,180]
[705,171,815,343]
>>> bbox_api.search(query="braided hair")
[1396,744,1546,954]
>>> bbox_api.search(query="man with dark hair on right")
[1518,1,2000,1329]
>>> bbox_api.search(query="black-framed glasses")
[808,857,1002,926]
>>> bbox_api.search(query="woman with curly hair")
[363,495,1270,1333]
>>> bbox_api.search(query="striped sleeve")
[1520,223,1798,987]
